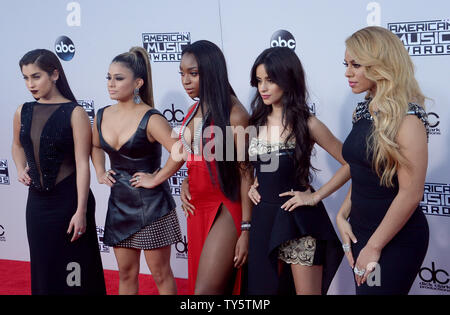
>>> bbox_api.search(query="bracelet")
[241,221,251,231]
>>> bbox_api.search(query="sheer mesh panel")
[30,104,75,187]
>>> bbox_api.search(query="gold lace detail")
[278,235,316,266]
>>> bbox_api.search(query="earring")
[133,88,141,104]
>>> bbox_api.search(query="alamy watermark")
[66,262,81,287]
[173,120,282,172]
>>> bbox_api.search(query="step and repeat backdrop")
[0,0,448,294]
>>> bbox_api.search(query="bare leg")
[291,264,323,295]
[143,246,177,295]
[194,204,238,295]
[114,247,141,295]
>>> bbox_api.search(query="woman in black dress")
[91,47,183,295]
[337,26,429,294]
[12,49,106,295]
[245,47,350,295]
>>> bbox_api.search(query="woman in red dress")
[178,40,252,294]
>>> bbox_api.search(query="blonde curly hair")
[346,26,425,187]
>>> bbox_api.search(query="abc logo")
[175,235,188,254]
[163,104,185,123]
[427,112,439,128]
[419,262,449,285]
[55,36,75,61]
[270,30,296,50]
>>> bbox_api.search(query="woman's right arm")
[12,104,31,186]
[336,186,357,268]
[91,114,115,187]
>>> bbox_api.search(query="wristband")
[241,221,251,231]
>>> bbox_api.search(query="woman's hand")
[234,231,249,269]
[17,166,31,186]
[67,209,87,242]
[279,189,318,211]
[336,214,357,268]
[130,169,159,189]
[180,178,195,217]
[353,244,381,286]
[98,169,116,187]
[248,179,260,205]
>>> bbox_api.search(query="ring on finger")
[354,266,365,277]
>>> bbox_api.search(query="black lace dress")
[342,99,429,294]
[20,101,106,295]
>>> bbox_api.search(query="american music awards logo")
[142,32,191,62]
[169,168,188,197]
[308,103,316,116]
[77,100,95,126]
[388,19,450,56]
[96,226,110,253]
[0,159,10,185]
[420,183,450,217]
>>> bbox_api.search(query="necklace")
[180,102,206,155]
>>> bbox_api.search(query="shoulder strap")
[96,106,111,134]
[20,102,34,129]
[406,103,429,140]
[178,102,200,140]
[21,102,33,113]
[139,108,165,130]
[352,99,371,123]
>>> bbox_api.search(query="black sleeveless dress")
[247,139,343,295]
[96,106,181,249]
[342,100,429,295]
[20,101,106,295]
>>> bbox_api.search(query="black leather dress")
[96,106,178,247]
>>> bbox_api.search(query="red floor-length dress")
[179,103,242,294]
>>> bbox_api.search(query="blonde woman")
[337,26,429,294]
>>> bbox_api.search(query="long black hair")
[249,47,315,187]
[19,49,76,102]
[112,46,154,107]
[181,40,241,201]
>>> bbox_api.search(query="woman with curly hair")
[337,26,429,295]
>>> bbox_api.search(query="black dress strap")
[96,105,111,135]
[138,108,166,131]
[407,103,429,141]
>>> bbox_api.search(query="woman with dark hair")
[12,49,106,295]
[178,40,252,294]
[91,47,183,295]
[246,47,349,294]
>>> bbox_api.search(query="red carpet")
[0,259,188,295]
